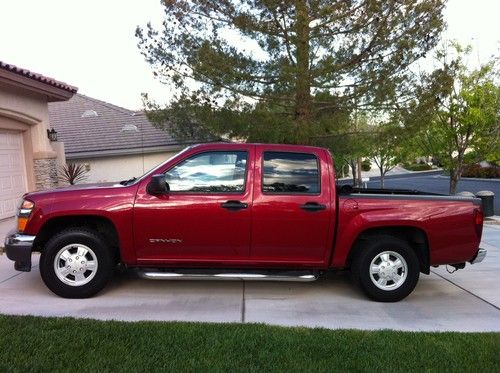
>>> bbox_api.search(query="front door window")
[165,151,247,193]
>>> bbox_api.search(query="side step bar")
[137,269,319,282]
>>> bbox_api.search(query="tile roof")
[0,61,77,93]
[48,94,191,157]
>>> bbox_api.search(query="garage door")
[0,131,27,219]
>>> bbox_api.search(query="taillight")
[474,208,483,239]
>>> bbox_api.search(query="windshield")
[119,145,194,186]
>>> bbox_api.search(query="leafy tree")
[137,0,445,144]
[367,121,409,188]
[403,43,500,194]
[313,110,373,185]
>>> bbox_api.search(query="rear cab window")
[262,151,320,194]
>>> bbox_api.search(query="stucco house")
[48,94,192,183]
[0,61,77,219]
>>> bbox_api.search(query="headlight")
[17,199,34,232]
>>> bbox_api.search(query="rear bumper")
[469,248,487,264]
[4,229,35,272]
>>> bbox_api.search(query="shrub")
[361,159,371,171]
[462,164,500,178]
[403,163,432,171]
[59,163,89,185]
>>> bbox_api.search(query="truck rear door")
[250,145,334,266]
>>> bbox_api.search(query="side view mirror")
[147,174,169,195]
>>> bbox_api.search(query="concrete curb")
[436,175,500,182]
[461,177,500,182]
[484,216,500,226]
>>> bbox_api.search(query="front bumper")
[469,248,487,264]
[4,229,35,272]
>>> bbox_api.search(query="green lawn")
[0,315,498,372]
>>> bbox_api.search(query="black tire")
[39,228,113,298]
[351,235,420,302]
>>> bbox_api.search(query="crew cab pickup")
[4,143,486,301]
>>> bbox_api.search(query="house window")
[165,151,248,193]
[262,152,320,194]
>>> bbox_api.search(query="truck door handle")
[221,200,248,210]
[300,202,326,212]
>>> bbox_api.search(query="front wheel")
[40,228,113,298]
[351,236,420,302]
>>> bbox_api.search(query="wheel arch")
[346,226,430,274]
[33,215,121,262]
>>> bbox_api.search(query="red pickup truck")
[5,143,486,302]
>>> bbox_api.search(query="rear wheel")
[351,235,420,302]
[40,228,113,298]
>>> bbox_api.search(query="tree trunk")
[356,158,362,188]
[380,169,385,189]
[449,169,459,195]
[349,159,357,186]
[449,153,465,195]
[294,0,312,122]
[450,154,464,195]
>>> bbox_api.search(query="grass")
[0,315,498,372]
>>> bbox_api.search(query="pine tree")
[137,0,445,143]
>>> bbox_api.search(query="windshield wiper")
[120,177,137,186]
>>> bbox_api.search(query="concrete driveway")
[1,224,499,332]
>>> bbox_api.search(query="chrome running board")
[137,270,318,282]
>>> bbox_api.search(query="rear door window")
[262,152,320,194]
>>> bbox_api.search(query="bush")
[59,163,89,185]
[462,164,500,178]
[403,163,432,171]
[361,159,371,171]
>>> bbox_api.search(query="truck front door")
[133,145,254,264]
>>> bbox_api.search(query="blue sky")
[1,0,498,109]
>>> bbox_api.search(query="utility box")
[476,191,495,217]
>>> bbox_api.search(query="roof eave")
[0,69,76,102]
